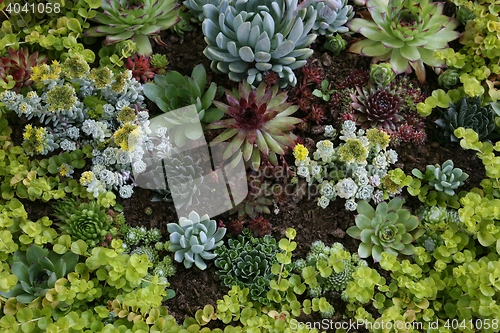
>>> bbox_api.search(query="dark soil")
[18,20,485,332]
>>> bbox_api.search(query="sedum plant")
[53,198,115,248]
[85,0,181,56]
[208,82,301,169]
[346,197,423,262]
[347,0,459,83]
[202,0,317,87]
[167,211,226,270]
[412,159,469,196]
[0,245,79,304]
[435,96,496,143]
[311,0,354,36]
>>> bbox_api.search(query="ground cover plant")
[1,0,500,332]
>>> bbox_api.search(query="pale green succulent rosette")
[202,0,317,87]
[347,197,423,262]
[347,0,459,83]
[85,0,181,56]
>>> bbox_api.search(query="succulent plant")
[350,86,404,131]
[202,0,318,87]
[247,216,272,237]
[323,34,347,55]
[53,198,114,248]
[311,0,354,36]
[412,160,469,196]
[183,0,223,23]
[437,68,460,89]
[167,211,226,270]
[4,0,70,32]
[162,151,211,211]
[347,0,460,83]
[0,47,47,92]
[346,197,423,262]
[369,63,396,87]
[229,172,276,220]
[295,241,367,296]
[0,245,79,304]
[208,82,301,169]
[85,0,181,56]
[123,54,156,83]
[144,64,223,125]
[214,229,279,304]
[150,54,169,74]
[435,96,496,142]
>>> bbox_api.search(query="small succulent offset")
[0,47,47,92]
[0,245,79,304]
[85,0,181,56]
[208,82,301,169]
[346,197,423,262]
[437,68,460,89]
[347,0,460,83]
[435,96,496,143]
[412,160,469,196]
[311,0,354,36]
[202,0,318,87]
[53,198,115,248]
[167,211,226,270]
[369,63,396,87]
[123,55,157,83]
[323,34,347,56]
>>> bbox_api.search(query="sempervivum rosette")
[350,86,404,131]
[202,0,317,87]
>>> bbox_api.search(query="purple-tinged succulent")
[208,82,302,170]
[0,47,47,92]
[124,54,156,83]
[350,86,403,131]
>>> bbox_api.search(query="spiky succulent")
[167,211,226,270]
[214,228,279,305]
[53,198,114,248]
[0,245,79,304]
[208,82,301,169]
[435,96,496,142]
[437,68,460,89]
[346,197,423,262]
[311,0,354,36]
[347,0,459,83]
[350,86,403,131]
[412,159,469,196]
[124,55,156,83]
[202,0,317,87]
[369,63,396,87]
[0,48,47,92]
[323,34,347,56]
[85,0,181,56]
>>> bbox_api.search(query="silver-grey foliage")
[202,0,318,87]
[311,0,354,35]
